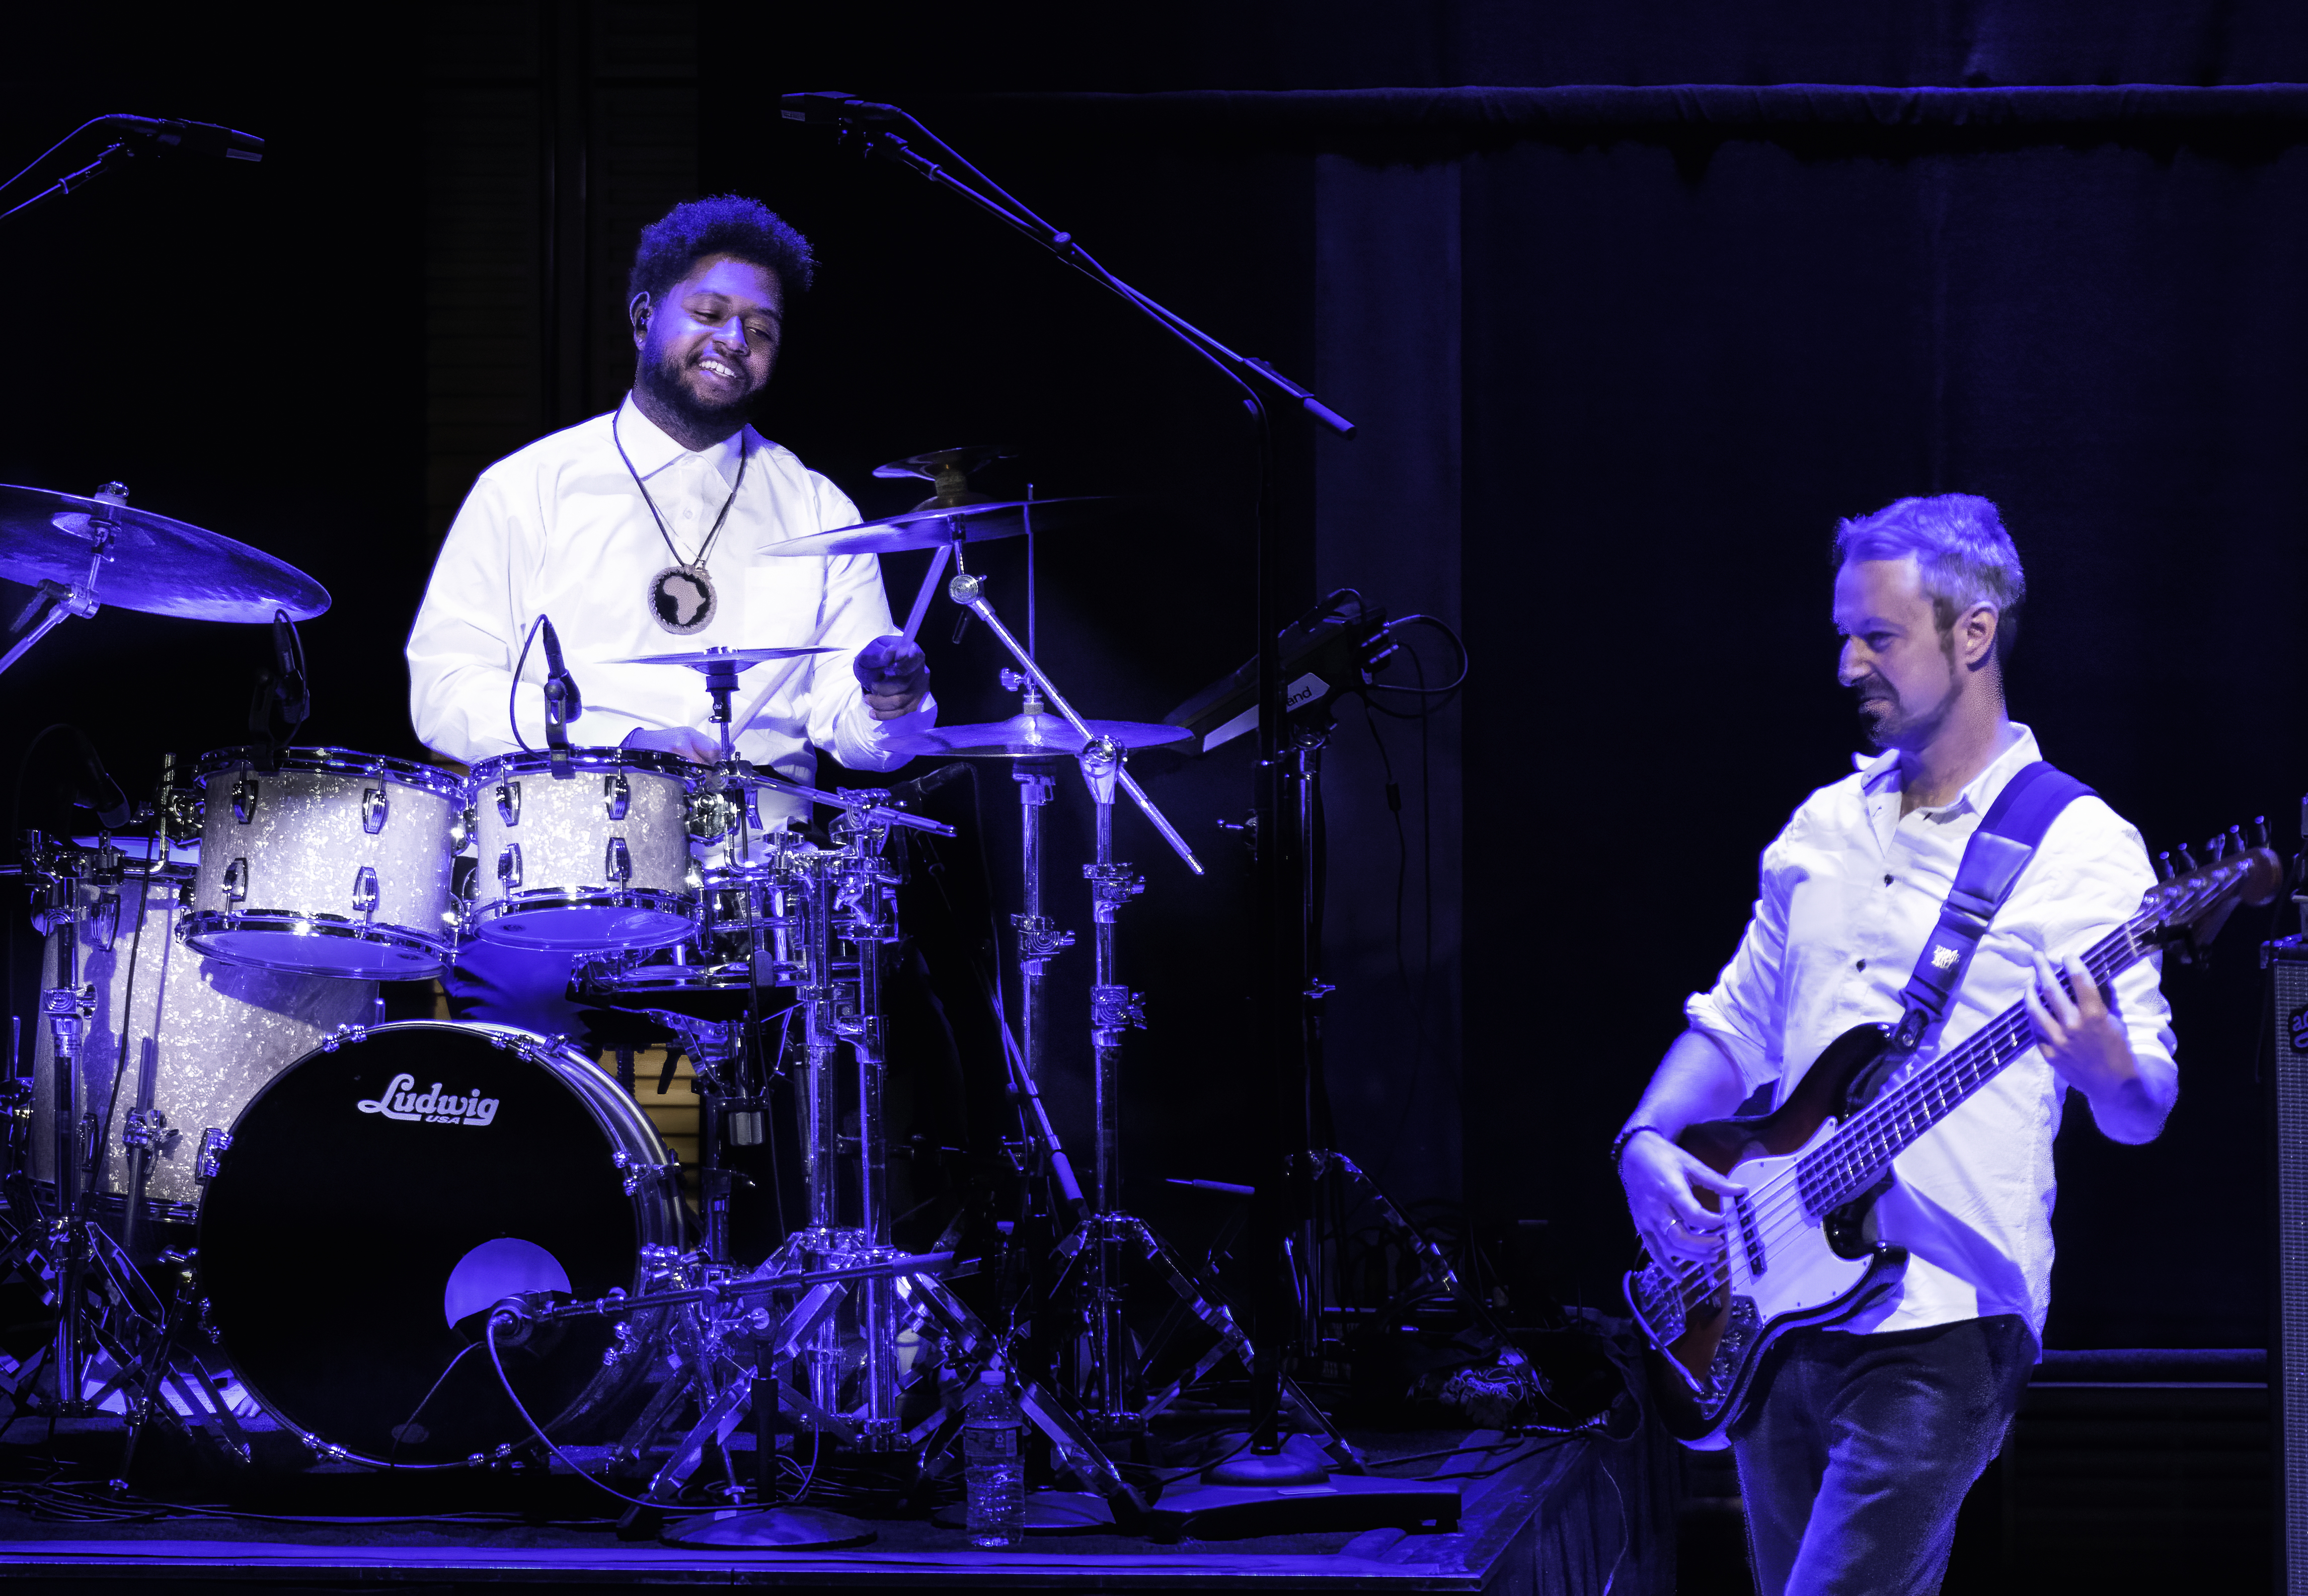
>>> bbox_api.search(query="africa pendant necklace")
[613,403,749,635]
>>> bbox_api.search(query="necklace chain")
[612,401,748,571]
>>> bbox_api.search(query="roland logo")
[356,1073,500,1127]
[1284,672,1327,713]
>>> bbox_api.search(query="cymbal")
[762,496,1111,558]
[614,644,836,669]
[0,483,329,622]
[911,713,1190,759]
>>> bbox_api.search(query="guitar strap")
[1883,759,2097,1059]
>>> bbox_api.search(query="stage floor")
[0,1409,1671,1594]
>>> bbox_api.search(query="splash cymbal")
[762,496,1111,557]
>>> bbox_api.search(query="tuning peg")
[2206,833,2229,862]
[2175,847,2201,874]
[2156,850,2177,882]
[2252,816,2271,850]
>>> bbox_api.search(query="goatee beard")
[637,349,755,440]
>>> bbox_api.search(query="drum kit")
[0,460,1364,1545]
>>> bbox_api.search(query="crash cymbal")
[613,644,837,668]
[911,713,1190,759]
[762,496,1111,558]
[0,483,329,622]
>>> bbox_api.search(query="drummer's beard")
[636,344,760,441]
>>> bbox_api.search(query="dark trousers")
[1729,1314,2035,1596]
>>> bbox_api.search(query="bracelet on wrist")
[1610,1124,1667,1171]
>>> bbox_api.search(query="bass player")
[1612,493,2177,1595]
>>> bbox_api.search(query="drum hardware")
[938,559,1202,876]
[0,480,328,678]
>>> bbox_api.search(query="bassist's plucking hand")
[1621,1130,1748,1265]
[2024,950,2176,1144]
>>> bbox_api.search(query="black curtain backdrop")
[2,5,2303,1354]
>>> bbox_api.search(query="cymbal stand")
[0,483,117,679]
[1011,740,1071,1088]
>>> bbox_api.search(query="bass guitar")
[1624,821,2281,1449]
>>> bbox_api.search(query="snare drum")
[183,748,465,978]
[195,1022,683,1467]
[573,861,807,1016]
[467,748,699,951]
[26,852,378,1220]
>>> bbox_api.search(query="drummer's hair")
[627,195,816,307]
[1832,493,2025,665]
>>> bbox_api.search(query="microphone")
[101,115,264,163]
[540,616,581,779]
[270,611,309,730]
[779,91,904,126]
[54,730,131,831]
[889,762,969,806]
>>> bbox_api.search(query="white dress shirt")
[407,397,936,822]
[1684,724,2176,1341]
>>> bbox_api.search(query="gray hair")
[1833,493,2025,662]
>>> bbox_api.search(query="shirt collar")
[1855,721,2041,815]
[613,393,748,490]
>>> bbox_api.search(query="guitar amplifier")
[2270,934,2308,1591]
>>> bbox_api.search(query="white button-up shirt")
[1685,724,2177,1340]
[406,398,936,822]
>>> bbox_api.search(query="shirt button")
[1856,959,1868,971]
[1884,874,1894,886]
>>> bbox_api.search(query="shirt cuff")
[1682,995,1779,1094]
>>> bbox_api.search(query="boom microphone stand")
[781,90,1356,1473]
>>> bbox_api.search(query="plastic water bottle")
[962,1365,1025,1548]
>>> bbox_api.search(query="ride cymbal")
[0,483,329,622]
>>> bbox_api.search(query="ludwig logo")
[356,1073,500,1127]
[2289,1006,2308,1056]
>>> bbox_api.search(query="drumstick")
[900,545,953,643]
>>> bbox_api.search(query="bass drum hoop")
[196,1022,684,1469]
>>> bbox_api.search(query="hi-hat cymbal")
[762,497,1110,558]
[0,483,330,622]
[614,644,836,669]
[911,713,1190,759]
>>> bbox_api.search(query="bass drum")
[196,1023,686,1467]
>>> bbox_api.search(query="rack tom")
[466,747,699,951]
[183,748,465,979]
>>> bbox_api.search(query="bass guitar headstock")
[2145,817,2283,952]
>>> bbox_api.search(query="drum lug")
[90,890,120,952]
[495,781,521,827]
[195,1127,232,1184]
[222,858,249,904]
[362,787,390,834]
[230,776,258,824]
[352,866,379,916]
[498,845,522,889]
[604,772,631,821]
[450,803,475,852]
[605,837,633,885]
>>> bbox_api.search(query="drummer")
[406,195,937,1039]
